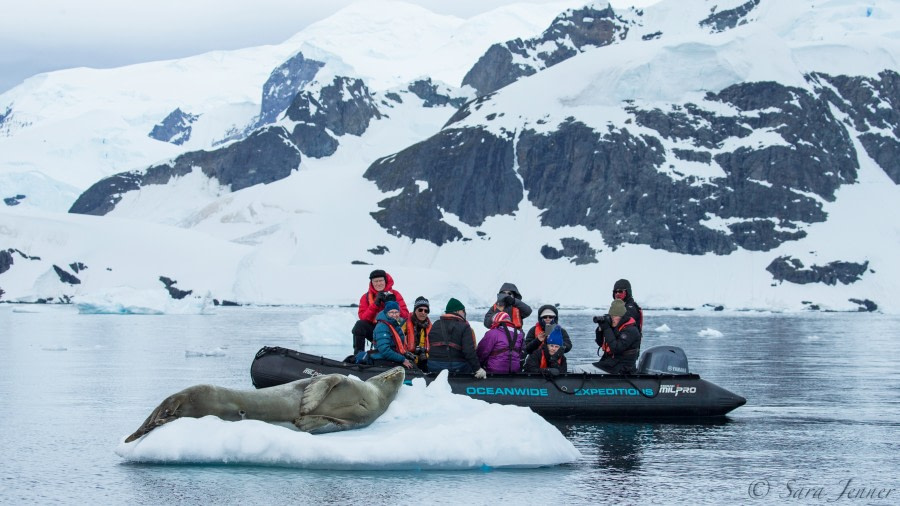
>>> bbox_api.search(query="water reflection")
[556,418,735,475]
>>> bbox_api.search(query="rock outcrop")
[148,108,199,145]
[462,5,629,97]
[766,256,869,285]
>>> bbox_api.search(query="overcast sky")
[1,0,660,94]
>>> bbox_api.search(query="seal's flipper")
[294,414,347,433]
[299,375,345,415]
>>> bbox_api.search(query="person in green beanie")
[426,298,486,379]
[593,299,642,373]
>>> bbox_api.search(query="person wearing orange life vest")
[368,301,415,369]
[476,312,524,374]
[483,282,532,329]
[523,326,567,375]
[593,299,642,374]
[524,305,572,356]
[352,269,409,354]
[405,296,432,371]
[612,278,644,332]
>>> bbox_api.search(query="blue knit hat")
[384,301,400,313]
[547,326,563,346]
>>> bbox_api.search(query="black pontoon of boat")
[250,345,746,418]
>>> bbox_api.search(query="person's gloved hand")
[541,368,560,379]
[503,295,515,306]
[375,291,387,305]
[474,368,487,379]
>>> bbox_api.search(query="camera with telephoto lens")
[593,314,612,326]
[383,292,396,302]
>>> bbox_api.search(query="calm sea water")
[1,306,898,505]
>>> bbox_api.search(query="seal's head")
[367,366,405,404]
[124,388,200,443]
[296,367,406,433]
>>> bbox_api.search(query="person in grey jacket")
[483,282,532,330]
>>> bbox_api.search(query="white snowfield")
[1,0,898,313]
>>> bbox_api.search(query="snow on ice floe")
[75,288,214,315]
[806,335,822,341]
[654,324,672,333]
[185,347,228,358]
[697,328,724,337]
[116,372,581,469]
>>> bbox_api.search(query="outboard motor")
[637,346,690,374]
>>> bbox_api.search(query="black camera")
[593,314,612,326]
[383,292,396,302]
[403,351,416,361]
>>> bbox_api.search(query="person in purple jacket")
[476,312,524,374]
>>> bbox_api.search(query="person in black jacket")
[524,326,567,374]
[594,299,642,374]
[612,279,643,331]
[483,282,532,330]
[427,298,486,379]
[524,305,572,355]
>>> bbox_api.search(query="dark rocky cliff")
[364,71,899,256]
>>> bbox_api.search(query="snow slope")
[1,0,899,313]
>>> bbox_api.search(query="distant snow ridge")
[463,4,632,97]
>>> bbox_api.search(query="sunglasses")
[614,289,626,293]
[541,315,555,320]
[416,308,429,314]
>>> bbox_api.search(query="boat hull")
[251,346,746,418]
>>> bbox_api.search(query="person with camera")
[404,296,432,371]
[523,305,572,357]
[427,298,486,379]
[352,269,409,355]
[593,299,642,374]
[612,278,643,331]
[523,326,567,375]
[483,282,532,330]
[476,312,525,374]
[364,301,415,369]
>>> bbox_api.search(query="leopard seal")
[124,367,405,443]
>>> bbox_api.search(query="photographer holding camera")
[593,299,642,374]
[523,325,567,375]
[483,282,532,330]
[404,296,432,372]
[351,269,409,355]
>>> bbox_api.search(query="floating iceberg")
[75,288,213,315]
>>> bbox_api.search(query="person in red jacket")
[352,269,409,354]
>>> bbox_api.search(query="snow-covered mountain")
[2,0,899,314]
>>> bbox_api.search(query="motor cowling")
[637,345,689,374]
